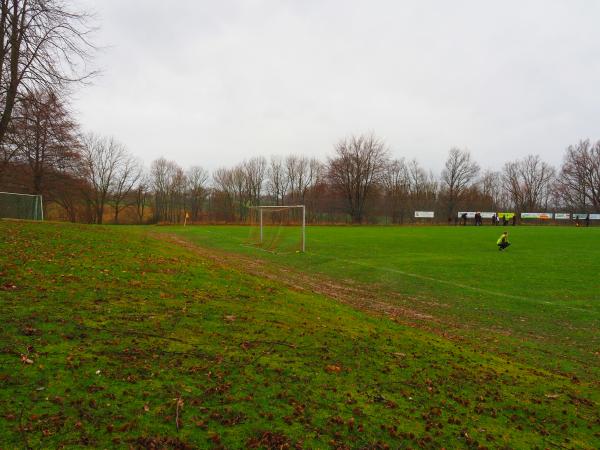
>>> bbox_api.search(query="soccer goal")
[248,205,306,253]
[0,192,44,221]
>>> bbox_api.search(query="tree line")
[3,124,600,224]
[1,2,599,225]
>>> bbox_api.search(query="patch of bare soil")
[154,233,445,333]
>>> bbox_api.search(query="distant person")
[503,215,509,226]
[576,217,581,227]
[586,214,590,227]
[461,212,467,226]
[475,212,482,226]
[497,231,510,251]
[512,214,517,226]
[491,213,497,225]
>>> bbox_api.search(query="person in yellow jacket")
[497,231,510,251]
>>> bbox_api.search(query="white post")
[39,195,44,221]
[259,208,263,244]
[302,205,306,253]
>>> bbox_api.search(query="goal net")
[0,192,44,221]
[248,205,306,253]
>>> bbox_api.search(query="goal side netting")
[247,205,305,253]
[0,192,44,221]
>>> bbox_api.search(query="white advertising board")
[457,212,496,219]
[554,213,570,220]
[415,211,435,218]
[521,212,553,220]
[574,213,600,220]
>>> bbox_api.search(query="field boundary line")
[324,255,591,313]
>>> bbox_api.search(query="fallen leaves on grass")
[325,364,342,374]
[247,431,299,449]
[130,436,195,450]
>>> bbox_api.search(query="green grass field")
[1,221,599,448]
[165,225,600,382]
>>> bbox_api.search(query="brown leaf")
[325,364,342,374]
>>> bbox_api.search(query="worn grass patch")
[0,221,598,448]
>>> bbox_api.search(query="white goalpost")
[0,192,44,221]
[249,205,306,253]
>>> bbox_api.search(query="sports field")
[1,221,598,448]
[166,225,600,381]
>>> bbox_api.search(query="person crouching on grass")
[497,231,510,251]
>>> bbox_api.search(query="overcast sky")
[72,0,600,173]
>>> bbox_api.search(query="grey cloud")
[73,0,600,172]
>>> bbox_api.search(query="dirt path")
[153,232,448,333]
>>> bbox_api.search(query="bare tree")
[440,148,480,218]
[382,158,411,223]
[0,0,96,146]
[267,156,289,205]
[244,156,266,206]
[150,157,186,223]
[170,165,187,223]
[286,155,322,204]
[407,159,427,195]
[187,165,209,220]
[51,165,89,222]
[210,164,252,221]
[556,139,600,210]
[328,133,389,223]
[502,155,555,212]
[406,159,438,212]
[81,134,126,224]
[11,89,80,195]
[478,169,505,210]
[231,164,249,220]
[111,154,142,223]
[150,158,171,222]
[212,166,236,221]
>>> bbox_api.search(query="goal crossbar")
[0,191,40,197]
[249,205,305,252]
